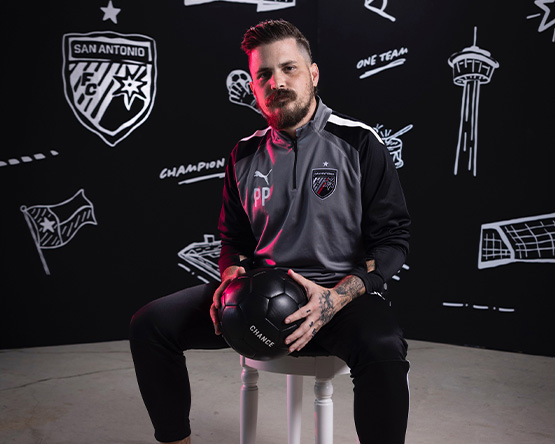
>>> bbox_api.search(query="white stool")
[239,354,350,444]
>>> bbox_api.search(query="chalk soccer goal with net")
[478,213,555,269]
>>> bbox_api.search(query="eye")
[257,71,270,81]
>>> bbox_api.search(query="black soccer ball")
[219,268,307,361]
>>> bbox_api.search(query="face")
[249,38,319,133]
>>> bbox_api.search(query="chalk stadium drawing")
[177,234,222,283]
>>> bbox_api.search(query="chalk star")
[101,1,121,24]
[113,66,148,110]
[40,217,56,233]
[528,0,555,41]
[536,0,555,30]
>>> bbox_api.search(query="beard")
[260,86,315,130]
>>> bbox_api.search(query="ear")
[310,63,319,87]
[249,81,254,92]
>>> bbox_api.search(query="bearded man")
[130,19,411,444]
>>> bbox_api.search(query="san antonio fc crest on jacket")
[312,168,337,199]
[62,31,157,147]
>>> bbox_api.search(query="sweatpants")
[129,282,409,443]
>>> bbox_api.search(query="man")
[130,19,410,444]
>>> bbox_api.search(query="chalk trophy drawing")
[21,189,98,275]
[373,123,413,168]
[62,31,157,147]
[527,0,555,42]
[226,69,260,114]
[364,0,396,22]
[177,234,222,283]
[448,27,499,177]
[0,151,59,168]
[478,212,555,270]
[184,0,295,12]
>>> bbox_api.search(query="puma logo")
[254,169,272,185]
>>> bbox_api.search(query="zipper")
[292,138,298,189]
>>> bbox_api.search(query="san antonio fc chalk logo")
[311,168,337,199]
[62,32,157,147]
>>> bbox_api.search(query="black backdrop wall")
[2,1,554,356]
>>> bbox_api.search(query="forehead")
[248,38,309,71]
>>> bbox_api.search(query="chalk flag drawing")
[0,150,59,168]
[448,27,499,177]
[21,189,98,275]
[177,234,221,283]
[373,123,413,168]
[364,0,396,22]
[184,0,295,12]
[478,212,555,269]
[226,69,260,114]
[527,0,555,42]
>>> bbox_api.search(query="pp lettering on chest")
[253,186,271,207]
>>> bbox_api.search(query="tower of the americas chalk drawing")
[448,27,499,176]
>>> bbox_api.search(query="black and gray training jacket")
[218,98,410,292]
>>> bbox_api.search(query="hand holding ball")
[218,269,307,361]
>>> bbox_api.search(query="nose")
[269,72,285,90]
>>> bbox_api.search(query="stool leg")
[314,378,334,444]
[240,365,259,444]
[287,374,303,444]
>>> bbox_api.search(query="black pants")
[129,283,409,443]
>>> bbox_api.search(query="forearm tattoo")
[318,289,335,325]
[312,276,366,335]
[334,276,365,309]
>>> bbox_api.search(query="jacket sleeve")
[217,148,257,275]
[350,132,411,293]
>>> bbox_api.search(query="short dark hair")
[241,19,312,62]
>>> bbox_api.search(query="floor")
[0,339,554,444]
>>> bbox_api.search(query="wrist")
[349,270,385,295]
[221,265,241,282]
[334,274,366,301]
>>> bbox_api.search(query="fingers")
[285,269,312,323]
[214,266,247,307]
[284,269,316,352]
[285,269,339,353]
[211,280,229,335]
[212,279,228,309]
[288,268,310,288]
[211,266,247,336]
[284,316,319,353]
[284,304,312,325]
[210,303,222,335]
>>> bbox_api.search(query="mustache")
[266,89,297,106]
